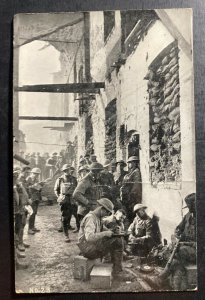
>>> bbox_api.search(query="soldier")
[13,170,29,269]
[78,165,89,181]
[144,193,196,290]
[26,168,43,234]
[54,164,79,241]
[114,160,128,187]
[120,156,142,224]
[127,204,156,256]
[73,162,103,222]
[18,166,31,192]
[99,160,122,211]
[78,198,131,280]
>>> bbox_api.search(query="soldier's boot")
[16,249,26,259]
[23,242,30,248]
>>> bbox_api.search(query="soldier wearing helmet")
[78,198,129,279]
[26,167,43,234]
[120,156,142,224]
[127,203,157,256]
[144,193,196,290]
[54,164,78,242]
[73,162,103,222]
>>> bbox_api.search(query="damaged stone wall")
[146,42,181,187]
[105,99,117,161]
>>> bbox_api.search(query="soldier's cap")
[78,165,89,173]
[116,159,127,167]
[22,166,31,172]
[52,152,58,156]
[133,203,147,212]
[61,164,71,171]
[127,156,139,163]
[183,193,196,208]
[97,198,114,213]
[31,167,41,174]
[90,162,103,171]
[70,166,75,171]
[104,159,111,168]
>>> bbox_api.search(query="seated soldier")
[78,198,131,280]
[127,204,156,257]
[143,193,196,290]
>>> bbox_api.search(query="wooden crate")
[90,264,113,289]
[73,255,96,281]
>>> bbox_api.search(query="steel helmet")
[97,198,114,213]
[133,203,147,212]
[31,167,41,174]
[127,156,139,163]
[61,164,71,171]
[90,162,103,171]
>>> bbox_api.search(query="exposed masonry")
[145,42,181,186]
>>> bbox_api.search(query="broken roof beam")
[15,82,105,94]
[19,116,78,121]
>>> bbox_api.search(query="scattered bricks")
[90,263,113,289]
[73,255,97,281]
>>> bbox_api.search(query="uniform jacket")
[54,174,77,207]
[78,211,105,242]
[26,175,42,202]
[73,172,101,216]
[14,183,29,214]
[120,168,142,205]
[175,212,196,242]
[128,214,153,243]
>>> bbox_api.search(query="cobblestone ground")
[15,204,147,294]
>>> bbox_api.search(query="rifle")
[163,237,181,273]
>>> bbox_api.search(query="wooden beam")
[155,9,192,60]
[19,116,78,121]
[15,82,105,93]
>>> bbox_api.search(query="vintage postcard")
[13,9,196,293]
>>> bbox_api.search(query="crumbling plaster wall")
[118,20,195,241]
[88,12,195,240]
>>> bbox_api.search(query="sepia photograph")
[13,9,196,293]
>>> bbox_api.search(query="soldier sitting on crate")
[143,193,196,290]
[78,198,132,280]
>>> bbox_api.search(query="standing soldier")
[26,168,43,234]
[120,156,142,225]
[73,162,103,223]
[54,164,79,242]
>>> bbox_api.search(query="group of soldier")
[13,150,196,289]
[54,153,196,288]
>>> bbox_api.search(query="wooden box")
[73,255,96,281]
[90,264,113,289]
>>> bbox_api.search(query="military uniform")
[73,172,101,219]
[78,211,123,273]
[54,174,79,235]
[120,167,142,223]
[128,214,154,256]
[26,175,42,231]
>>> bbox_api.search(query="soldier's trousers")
[15,212,27,244]
[61,204,80,236]
[78,236,123,259]
[29,201,39,230]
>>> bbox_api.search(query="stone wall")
[89,13,195,241]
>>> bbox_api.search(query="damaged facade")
[63,9,195,240]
